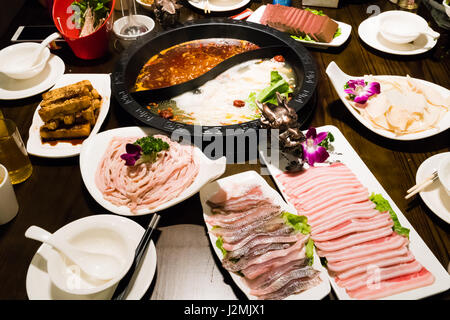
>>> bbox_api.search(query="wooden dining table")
[0,0,449,300]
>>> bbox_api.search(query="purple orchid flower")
[301,128,330,166]
[120,143,142,166]
[344,79,380,104]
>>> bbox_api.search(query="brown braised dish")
[134,38,259,91]
[38,80,102,142]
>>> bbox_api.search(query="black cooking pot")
[112,19,318,138]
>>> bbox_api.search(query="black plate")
[112,18,318,138]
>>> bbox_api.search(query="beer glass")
[0,119,32,184]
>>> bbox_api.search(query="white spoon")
[25,225,123,281]
[29,32,61,67]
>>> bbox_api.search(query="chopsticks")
[111,213,161,300]
[405,170,438,200]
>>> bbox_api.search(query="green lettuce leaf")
[216,236,228,257]
[369,193,410,238]
[247,71,293,108]
[305,238,315,266]
[334,27,342,38]
[305,8,325,16]
[281,212,311,235]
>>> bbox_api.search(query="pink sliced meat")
[222,236,307,272]
[327,245,409,273]
[318,233,409,262]
[250,266,320,297]
[311,213,393,242]
[336,260,423,291]
[244,259,307,290]
[314,225,393,252]
[292,179,363,205]
[311,208,380,234]
[222,230,306,251]
[227,242,291,261]
[346,268,435,299]
[310,201,377,229]
[336,251,416,280]
[314,17,339,43]
[208,206,281,229]
[242,246,306,280]
[295,187,369,212]
[205,204,280,226]
[207,184,263,206]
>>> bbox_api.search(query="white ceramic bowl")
[113,15,155,48]
[0,43,50,80]
[45,216,135,296]
[136,0,154,10]
[444,0,450,18]
[378,11,439,44]
[438,153,450,196]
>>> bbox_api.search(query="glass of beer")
[0,118,32,184]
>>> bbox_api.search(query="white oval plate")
[188,0,250,12]
[26,73,111,158]
[358,14,438,55]
[260,125,450,299]
[80,126,226,216]
[246,5,352,49]
[199,170,331,300]
[0,54,65,100]
[326,61,450,141]
[26,214,157,300]
[417,152,450,224]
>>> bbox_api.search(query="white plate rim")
[199,170,331,300]
[0,54,65,100]
[246,5,352,48]
[25,73,111,158]
[357,15,438,56]
[188,0,251,12]
[79,126,226,216]
[25,214,157,300]
[326,61,450,141]
[259,124,450,299]
[417,152,450,224]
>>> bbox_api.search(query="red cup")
[52,0,116,60]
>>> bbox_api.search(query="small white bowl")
[113,15,155,49]
[45,217,135,296]
[0,43,50,80]
[444,0,450,18]
[378,11,439,44]
[136,0,154,11]
[438,153,450,197]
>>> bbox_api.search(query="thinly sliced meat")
[336,251,415,280]
[244,259,308,290]
[311,209,380,234]
[256,275,322,300]
[222,225,295,251]
[327,245,409,273]
[314,226,393,252]
[226,242,291,261]
[222,237,306,272]
[242,246,306,280]
[205,204,280,226]
[210,199,272,215]
[208,206,281,229]
[293,179,364,204]
[311,213,393,242]
[336,260,423,291]
[299,189,369,214]
[318,233,408,262]
[225,232,307,256]
[310,201,377,228]
[250,266,320,296]
[207,184,263,207]
[346,268,434,299]
[213,217,285,243]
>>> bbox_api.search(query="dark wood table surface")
[0,0,449,300]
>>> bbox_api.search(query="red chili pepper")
[159,109,174,119]
[233,100,245,107]
[274,55,285,62]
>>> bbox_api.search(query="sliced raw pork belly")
[205,182,321,299]
[276,162,435,299]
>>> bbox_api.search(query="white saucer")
[0,54,65,100]
[416,152,450,224]
[26,215,157,300]
[188,0,250,12]
[358,15,438,55]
